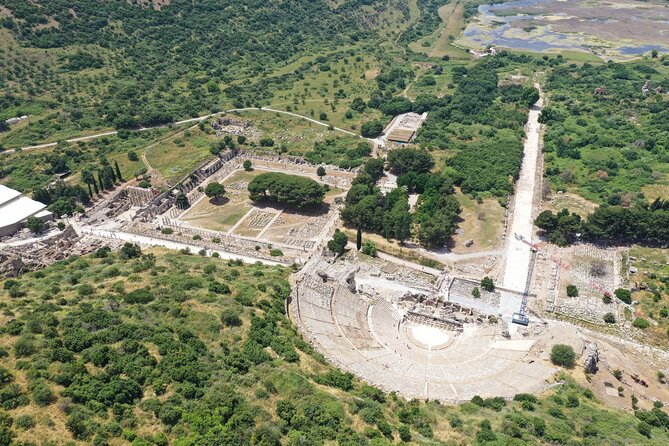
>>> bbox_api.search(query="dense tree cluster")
[305,138,371,169]
[32,181,90,217]
[387,148,434,175]
[535,202,669,246]
[342,151,460,248]
[248,172,325,209]
[413,58,532,197]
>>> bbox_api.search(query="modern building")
[0,185,53,237]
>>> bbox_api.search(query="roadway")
[2,107,367,155]
[499,85,543,326]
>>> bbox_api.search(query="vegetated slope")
[2,247,669,445]
[0,0,410,146]
[541,61,669,205]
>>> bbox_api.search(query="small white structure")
[5,115,28,126]
[0,185,53,236]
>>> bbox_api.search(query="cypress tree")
[97,172,104,191]
[356,227,362,251]
[114,160,122,181]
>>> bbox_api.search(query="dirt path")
[429,0,467,59]
[3,107,365,155]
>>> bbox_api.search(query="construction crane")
[512,242,536,326]
[514,233,538,252]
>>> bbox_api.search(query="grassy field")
[545,193,599,218]
[144,126,219,186]
[181,169,263,232]
[451,192,505,253]
[229,110,369,155]
[408,0,471,60]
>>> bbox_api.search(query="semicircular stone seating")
[296,273,555,402]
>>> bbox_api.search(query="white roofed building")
[0,185,53,237]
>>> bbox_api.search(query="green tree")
[363,158,385,182]
[114,160,122,181]
[356,227,362,250]
[614,288,632,304]
[25,217,45,234]
[550,344,576,368]
[566,285,578,298]
[175,192,189,209]
[360,121,384,138]
[81,166,97,196]
[328,229,348,256]
[472,287,480,298]
[480,277,495,292]
[248,172,324,209]
[243,160,253,171]
[387,148,434,175]
[205,182,226,202]
[317,166,326,178]
[120,243,142,260]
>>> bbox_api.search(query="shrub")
[14,414,35,430]
[314,370,353,391]
[550,344,575,368]
[77,284,95,297]
[615,288,632,304]
[361,241,377,257]
[14,337,36,357]
[637,421,652,438]
[398,424,411,442]
[603,313,616,323]
[124,288,154,304]
[209,282,231,295]
[633,318,650,329]
[32,383,55,406]
[269,249,283,257]
[161,227,173,235]
[25,216,45,233]
[513,393,538,403]
[221,308,242,327]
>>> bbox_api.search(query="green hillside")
[0,0,412,147]
[1,247,668,445]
